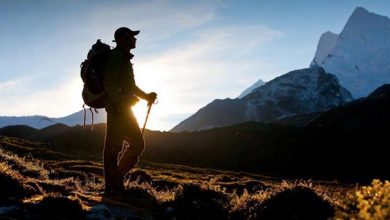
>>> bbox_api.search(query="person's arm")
[134,84,157,105]
[133,85,148,100]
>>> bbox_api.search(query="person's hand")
[146,92,157,105]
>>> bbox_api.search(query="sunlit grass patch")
[335,179,390,220]
[0,161,26,203]
[34,177,82,195]
[124,180,173,204]
[209,174,235,183]
[0,149,49,179]
[0,161,39,204]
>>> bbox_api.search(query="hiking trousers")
[103,106,145,191]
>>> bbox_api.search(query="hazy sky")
[1,0,390,131]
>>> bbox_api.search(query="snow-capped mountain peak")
[238,79,266,98]
[312,7,390,98]
[342,7,390,38]
[311,31,338,66]
[244,66,353,119]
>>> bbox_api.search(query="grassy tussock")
[335,179,390,219]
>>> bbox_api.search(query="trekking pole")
[141,103,153,136]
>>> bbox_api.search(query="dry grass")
[0,149,49,179]
[1,136,389,219]
[334,179,390,220]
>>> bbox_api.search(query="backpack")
[80,39,111,128]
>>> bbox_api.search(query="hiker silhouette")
[103,27,157,194]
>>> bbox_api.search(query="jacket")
[103,47,146,111]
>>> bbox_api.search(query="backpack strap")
[83,104,87,128]
[89,108,99,130]
[83,104,100,130]
[89,108,94,130]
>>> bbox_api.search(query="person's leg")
[103,111,126,192]
[117,109,145,177]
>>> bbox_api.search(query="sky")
[1,0,390,131]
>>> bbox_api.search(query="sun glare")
[132,101,150,130]
[131,96,173,132]
[131,62,178,131]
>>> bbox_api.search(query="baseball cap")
[113,27,140,42]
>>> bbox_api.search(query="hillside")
[0,123,105,160]
[1,135,389,219]
[309,84,390,130]
[1,85,389,180]
[2,120,388,180]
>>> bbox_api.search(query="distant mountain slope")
[171,66,352,132]
[0,115,54,129]
[0,109,106,129]
[311,7,390,98]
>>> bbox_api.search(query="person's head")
[113,27,140,51]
